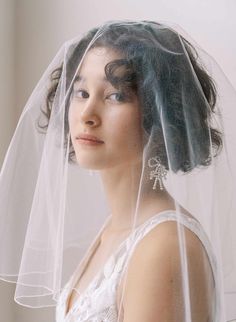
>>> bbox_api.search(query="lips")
[76,134,104,143]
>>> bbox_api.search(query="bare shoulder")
[122,220,215,322]
[128,219,206,264]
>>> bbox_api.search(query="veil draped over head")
[0,20,236,322]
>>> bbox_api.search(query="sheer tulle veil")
[0,20,236,321]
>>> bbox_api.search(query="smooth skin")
[119,222,214,322]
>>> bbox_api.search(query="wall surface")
[0,0,16,165]
[0,0,16,321]
[1,0,236,321]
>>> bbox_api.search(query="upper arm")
[122,221,215,322]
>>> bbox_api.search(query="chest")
[66,233,128,315]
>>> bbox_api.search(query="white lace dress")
[55,210,218,322]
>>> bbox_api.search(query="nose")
[80,98,101,128]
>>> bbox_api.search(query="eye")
[107,92,127,102]
[72,89,89,99]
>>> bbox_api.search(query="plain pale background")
[0,0,235,321]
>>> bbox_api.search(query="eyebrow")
[73,75,109,84]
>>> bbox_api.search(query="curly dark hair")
[39,21,222,172]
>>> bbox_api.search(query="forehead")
[75,47,123,82]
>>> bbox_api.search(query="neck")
[99,161,175,231]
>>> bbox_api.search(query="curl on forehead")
[73,46,138,96]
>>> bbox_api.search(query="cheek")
[108,109,142,145]
[68,103,77,131]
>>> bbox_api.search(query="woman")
[0,21,236,322]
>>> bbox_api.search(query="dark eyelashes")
[73,89,89,98]
[71,88,132,103]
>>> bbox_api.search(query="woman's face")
[68,47,144,170]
